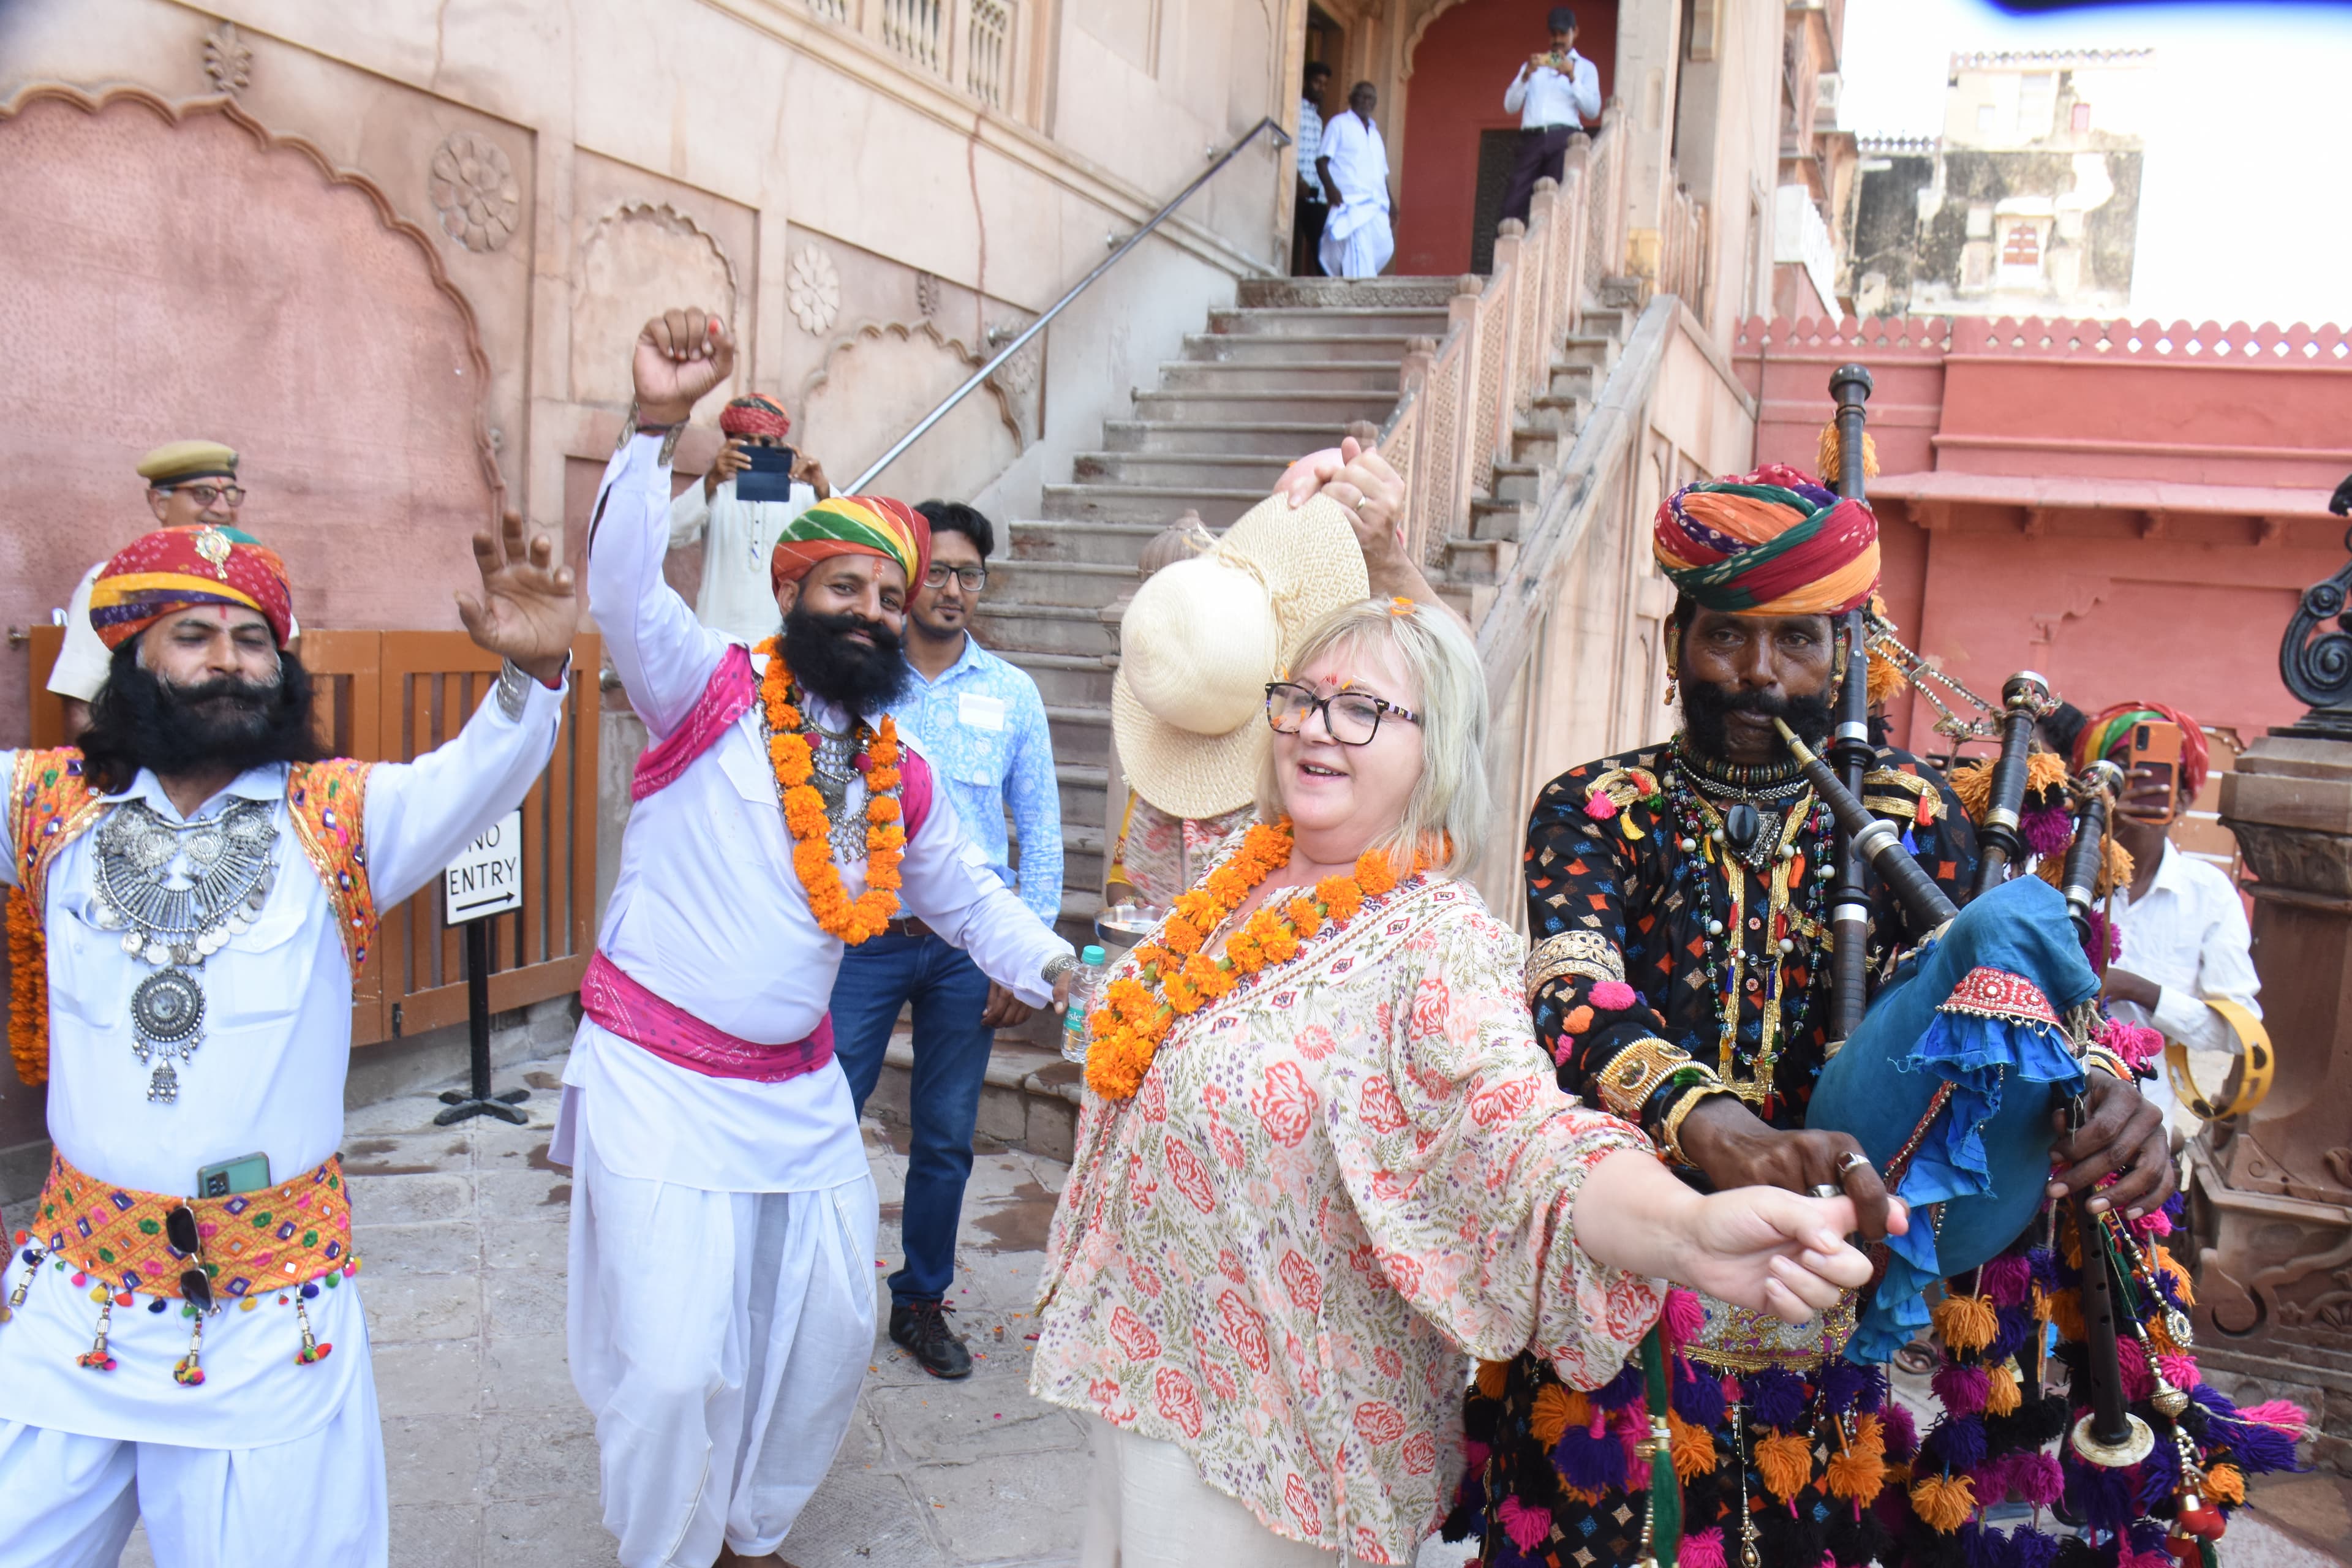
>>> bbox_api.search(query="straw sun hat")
[1111,492,1371,820]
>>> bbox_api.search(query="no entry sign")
[445,810,523,924]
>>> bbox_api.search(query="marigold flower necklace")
[1083,818,1427,1101]
[757,635,905,945]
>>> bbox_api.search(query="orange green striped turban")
[2074,702,2209,798]
[1653,464,1880,616]
[88,524,293,649]
[770,496,929,594]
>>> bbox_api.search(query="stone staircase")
[868,274,1645,1136]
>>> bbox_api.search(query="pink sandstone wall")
[0,91,497,742]
[1733,316,2352,754]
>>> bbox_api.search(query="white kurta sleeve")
[588,434,729,738]
[667,479,712,549]
[1572,58,1602,122]
[2150,986,2240,1057]
[897,760,1073,1005]
[1503,69,1530,115]
[361,672,569,907]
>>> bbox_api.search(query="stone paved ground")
[118,1046,2343,1567]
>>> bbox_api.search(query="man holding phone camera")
[668,391,832,644]
[2075,702,2263,1139]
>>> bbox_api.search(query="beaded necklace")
[1662,739,1833,1102]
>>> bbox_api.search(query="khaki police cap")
[136,441,239,485]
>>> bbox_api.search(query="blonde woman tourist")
[1028,594,1892,1568]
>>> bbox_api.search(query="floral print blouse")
[1029,863,1666,1565]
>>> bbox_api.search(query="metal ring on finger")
[1807,1183,1841,1199]
[1833,1150,1872,1182]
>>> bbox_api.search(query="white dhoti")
[565,1102,879,1568]
[0,1353,386,1568]
[1318,201,1395,279]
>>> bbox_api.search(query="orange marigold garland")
[758,636,905,945]
[1084,820,1427,1100]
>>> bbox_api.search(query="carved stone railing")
[1374,105,1629,571]
[805,0,1023,119]
[1659,179,1708,319]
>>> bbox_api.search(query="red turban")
[1654,465,1880,616]
[720,394,793,441]
[88,524,294,649]
[769,496,930,594]
[2074,703,2211,799]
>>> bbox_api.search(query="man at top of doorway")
[1316,80,1396,279]
[1292,60,1333,276]
[1499,6,1601,228]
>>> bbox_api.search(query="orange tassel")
[1985,1359,2022,1417]
[1755,1429,1814,1501]
[2048,1288,2086,1346]
[1817,421,1880,486]
[2156,1246,2195,1307]
[1474,1360,1509,1401]
[1531,1385,1591,1448]
[2205,1463,2245,1505]
[1909,1472,1977,1534]
[1669,1412,1718,1482]
[1932,1293,1998,1355]
[1825,1417,1888,1505]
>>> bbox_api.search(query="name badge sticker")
[958,693,1008,732]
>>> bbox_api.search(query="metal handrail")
[844,115,1293,494]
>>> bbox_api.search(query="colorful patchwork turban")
[2075,701,2209,798]
[88,524,293,649]
[1653,463,1880,617]
[770,496,930,594]
[719,394,793,441]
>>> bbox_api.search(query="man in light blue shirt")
[827,499,1062,1379]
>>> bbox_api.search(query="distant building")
[1842,49,2149,318]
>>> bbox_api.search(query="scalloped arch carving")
[0,85,503,737]
[798,321,1023,502]
[571,201,741,407]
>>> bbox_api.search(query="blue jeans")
[829,932,993,1306]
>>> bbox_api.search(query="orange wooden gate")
[24,627,601,1049]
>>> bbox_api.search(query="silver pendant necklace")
[90,798,278,1103]
[805,721,870,864]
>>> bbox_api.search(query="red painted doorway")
[1397,0,1616,277]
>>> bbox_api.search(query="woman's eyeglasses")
[1264,682,1420,746]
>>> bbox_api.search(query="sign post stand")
[434,810,530,1128]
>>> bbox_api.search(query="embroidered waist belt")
[26,1148,356,1302]
[581,949,835,1083]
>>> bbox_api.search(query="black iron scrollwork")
[2277,480,2352,739]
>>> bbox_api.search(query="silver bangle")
[1042,953,1077,987]
[496,659,532,722]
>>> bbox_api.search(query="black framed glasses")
[165,1204,214,1312]
[923,565,988,592]
[155,482,245,507]
[1264,681,1422,745]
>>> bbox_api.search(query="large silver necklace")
[804,720,872,864]
[89,798,278,1104]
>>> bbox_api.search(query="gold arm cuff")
[1597,1036,1693,1120]
[1660,1078,1729,1169]
[1525,928,1627,1001]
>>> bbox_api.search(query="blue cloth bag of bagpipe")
[1807,873,2095,1364]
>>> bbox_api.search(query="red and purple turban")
[720,394,793,442]
[88,524,293,649]
[1654,463,1880,616]
[771,496,930,594]
[2075,702,2210,799]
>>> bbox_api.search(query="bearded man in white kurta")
[0,513,577,1566]
[557,308,1076,1568]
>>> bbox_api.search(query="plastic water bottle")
[1061,944,1108,1065]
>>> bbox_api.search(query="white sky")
[1838,0,2352,328]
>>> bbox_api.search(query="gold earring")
[1664,669,1679,707]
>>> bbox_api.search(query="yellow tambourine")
[2165,997,2272,1121]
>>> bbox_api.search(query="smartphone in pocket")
[197,1152,271,1198]
[2126,720,2185,824]
[734,443,800,504]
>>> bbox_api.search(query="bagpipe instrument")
[1776,717,2100,1362]
[1826,365,1876,1043]
[1969,672,2056,897]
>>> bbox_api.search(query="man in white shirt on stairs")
[559,306,1076,1568]
[1500,7,1602,228]
[1316,80,1396,279]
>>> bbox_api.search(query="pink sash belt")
[581,949,834,1083]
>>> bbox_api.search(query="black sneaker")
[889,1301,973,1379]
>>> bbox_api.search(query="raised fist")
[633,307,736,426]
